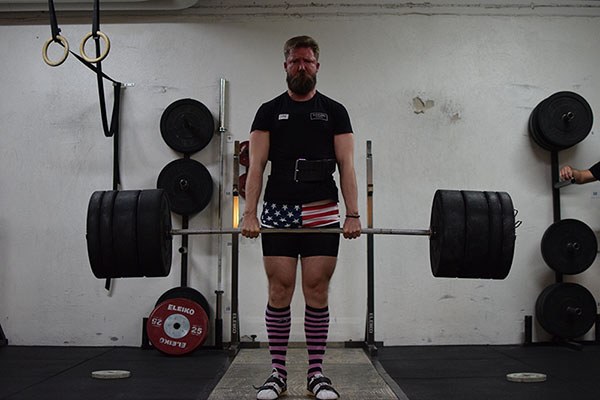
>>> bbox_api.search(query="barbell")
[85,188,517,280]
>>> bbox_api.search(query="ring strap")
[47,0,61,40]
[45,0,123,292]
[92,0,100,37]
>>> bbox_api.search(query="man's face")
[284,47,320,95]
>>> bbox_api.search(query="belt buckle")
[294,158,306,182]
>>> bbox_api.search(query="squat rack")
[227,140,384,356]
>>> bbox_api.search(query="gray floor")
[378,344,600,400]
[0,346,230,400]
[2,343,600,400]
[208,348,399,400]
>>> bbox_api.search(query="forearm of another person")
[334,133,361,239]
[560,165,597,184]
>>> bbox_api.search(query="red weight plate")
[239,140,250,167]
[147,298,209,356]
[239,173,247,199]
[155,287,210,319]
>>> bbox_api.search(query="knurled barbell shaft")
[170,228,432,236]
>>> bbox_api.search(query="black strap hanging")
[45,0,126,290]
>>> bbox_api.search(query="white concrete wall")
[1,6,600,347]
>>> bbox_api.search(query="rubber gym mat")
[0,346,229,400]
[208,347,400,399]
[378,345,600,400]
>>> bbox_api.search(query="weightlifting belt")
[270,158,336,182]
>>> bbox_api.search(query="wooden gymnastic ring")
[79,31,111,63]
[42,35,69,67]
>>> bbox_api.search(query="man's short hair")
[283,36,320,60]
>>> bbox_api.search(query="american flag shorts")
[260,201,340,228]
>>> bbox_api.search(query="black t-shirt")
[251,91,353,203]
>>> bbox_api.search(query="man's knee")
[303,280,330,305]
[269,282,295,305]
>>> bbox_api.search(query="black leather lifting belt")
[270,158,337,182]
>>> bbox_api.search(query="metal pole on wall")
[214,77,228,348]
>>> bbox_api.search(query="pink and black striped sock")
[305,304,330,378]
[265,304,291,379]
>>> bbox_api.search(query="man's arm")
[334,133,361,239]
[560,165,597,184]
[240,130,270,238]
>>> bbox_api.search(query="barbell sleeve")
[170,227,432,236]
[554,178,576,189]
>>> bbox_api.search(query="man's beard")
[286,71,317,95]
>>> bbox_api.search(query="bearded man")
[240,35,361,400]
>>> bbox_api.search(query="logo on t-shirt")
[310,112,329,121]
[278,114,289,120]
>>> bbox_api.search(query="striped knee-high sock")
[305,305,329,378]
[266,304,291,379]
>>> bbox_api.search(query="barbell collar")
[170,227,432,236]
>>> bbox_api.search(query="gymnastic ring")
[79,31,111,63]
[42,35,69,67]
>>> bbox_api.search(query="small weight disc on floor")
[91,370,131,379]
[536,91,593,150]
[535,282,597,339]
[429,190,466,278]
[86,191,105,278]
[147,297,209,356]
[155,286,210,319]
[541,219,597,275]
[137,189,172,277]
[506,372,546,383]
[157,158,214,216]
[160,99,215,154]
